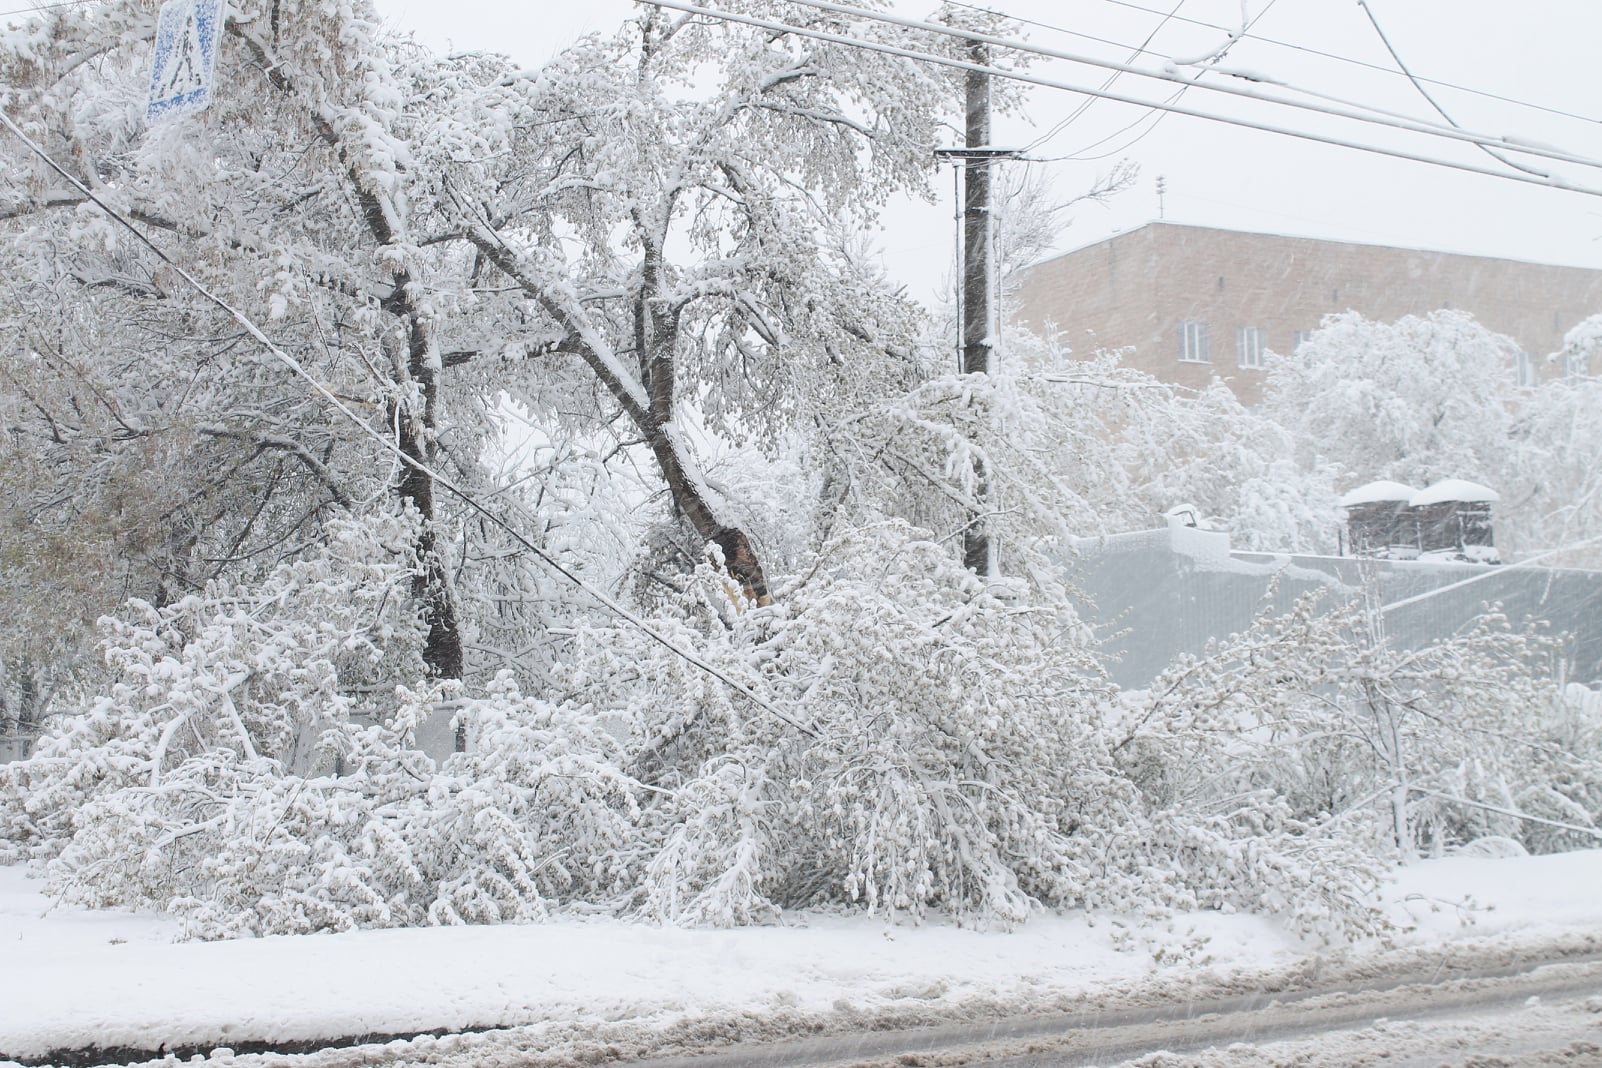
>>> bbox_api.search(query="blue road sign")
[147,0,225,124]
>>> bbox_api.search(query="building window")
[1292,330,1313,352]
[1178,321,1210,363]
[1565,351,1590,379]
[1237,326,1266,369]
[1516,350,1538,387]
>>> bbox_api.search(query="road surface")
[617,956,1602,1068]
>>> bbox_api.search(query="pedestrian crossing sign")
[147,0,225,124]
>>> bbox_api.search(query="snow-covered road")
[3,850,1600,1067]
[622,956,1602,1067]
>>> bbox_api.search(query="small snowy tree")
[1262,310,1521,490]
[1120,585,1594,869]
[1263,309,1602,566]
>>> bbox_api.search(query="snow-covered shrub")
[10,668,645,938]
[144,674,644,939]
[1104,596,1394,938]
[589,521,1399,936]
[0,512,427,864]
[7,505,1586,942]
[570,521,1108,926]
[2,512,641,936]
[1117,587,1595,880]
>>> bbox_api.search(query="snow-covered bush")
[580,522,1405,938]
[0,506,653,937]
[4,585,645,937]
[573,521,1105,926]
[0,512,427,862]
[1117,587,1596,876]
[7,505,1589,942]
[146,675,643,939]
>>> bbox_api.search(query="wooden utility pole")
[961,41,994,388]
[936,41,1017,576]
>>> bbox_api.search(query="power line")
[0,105,823,742]
[0,0,98,19]
[939,0,1600,130]
[1356,0,1548,180]
[935,0,1172,69]
[775,0,1602,175]
[1034,0,1284,163]
[1020,0,1189,155]
[652,0,1602,199]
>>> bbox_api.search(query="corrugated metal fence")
[5,532,1597,762]
[1067,525,1602,689]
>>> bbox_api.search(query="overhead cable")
[1356,0,1548,179]
[1019,0,1190,155]
[650,0,1602,199]
[1034,0,1283,162]
[1030,0,1599,129]
[774,0,1602,175]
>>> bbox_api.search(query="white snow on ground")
[2,850,1600,1066]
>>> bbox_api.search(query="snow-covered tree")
[0,0,479,681]
[1261,310,1520,491]
[1263,309,1602,565]
[425,1,958,602]
[1500,371,1602,567]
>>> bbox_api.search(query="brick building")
[1011,222,1602,404]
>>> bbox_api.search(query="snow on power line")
[770,0,1602,175]
[642,0,1602,199]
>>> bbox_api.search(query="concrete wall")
[1014,223,1602,404]
[1067,525,1602,689]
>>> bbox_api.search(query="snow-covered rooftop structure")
[1338,481,1416,507]
[1340,479,1500,564]
[1410,479,1499,506]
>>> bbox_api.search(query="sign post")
[146,0,225,124]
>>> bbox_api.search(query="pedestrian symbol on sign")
[147,0,225,124]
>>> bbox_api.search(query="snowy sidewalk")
[2,851,1599,1065]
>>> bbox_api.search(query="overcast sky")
[384,0,1602,307]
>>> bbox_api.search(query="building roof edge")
[1024,220,1602,276]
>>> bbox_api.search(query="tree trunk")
[645,426,770,604]
[465,227,773,607]
[237,27,466,685]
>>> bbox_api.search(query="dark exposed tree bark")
[236,25,466,678]
[461,227,772,606]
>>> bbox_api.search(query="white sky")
[382,0,1602,307]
